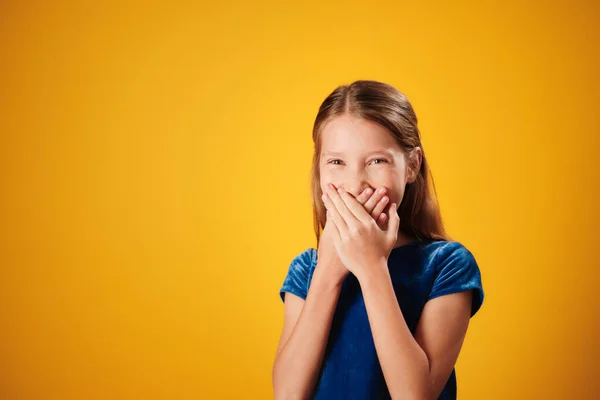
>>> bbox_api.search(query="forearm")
[359,265,431,400]
[273,265,343,400]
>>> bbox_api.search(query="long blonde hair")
[310,80,452,247]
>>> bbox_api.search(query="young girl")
[272,80,484,400]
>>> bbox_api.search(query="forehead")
[320,114,400,153]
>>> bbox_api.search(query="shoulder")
[408,240,477,274]
[425,240,484,317]
[279,248,318,302]
[289,247,318,275]
[429,240,477,268]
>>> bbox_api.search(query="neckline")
[390,238,434,252]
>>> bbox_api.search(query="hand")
[317,186,391,284]
[321,183,400,282]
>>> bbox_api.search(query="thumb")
[387,203,400,239]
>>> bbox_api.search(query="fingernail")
[365,188,372,196]
[337,187,343,193]
[378,187,386,194]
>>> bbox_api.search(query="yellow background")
[1,1,598,399]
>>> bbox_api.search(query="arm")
[359,264,472,400]
[272,264,343,400]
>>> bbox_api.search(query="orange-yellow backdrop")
[1,1,598,399]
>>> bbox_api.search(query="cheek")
[319,171,334,191]
[379,179,403,204]
[391,188,404,205]
[319,178,327,193]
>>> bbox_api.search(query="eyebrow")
[321,150,393,157]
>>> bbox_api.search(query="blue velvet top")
[278,239,484,399]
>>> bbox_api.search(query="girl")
[272,80,484,400]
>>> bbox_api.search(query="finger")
[358,188,387,227]
[354,188,385,226]
[322,192,349,237]
[377,212,387,227]
[354,187,373,205]
[326,184,361,227]
[362,187,387,215]
[371,195,389,220]
[335,187,373,225]
[387,203,400,238]
[327,211,344,255]
[325,210,341,241]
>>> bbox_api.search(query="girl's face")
[319,113,413,213]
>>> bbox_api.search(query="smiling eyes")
[328,158,389,166]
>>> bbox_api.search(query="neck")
[394,231,417,248]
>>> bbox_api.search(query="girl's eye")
[328,158,388,165]
[371,158,388,165]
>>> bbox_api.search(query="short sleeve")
[428,242,484,317]
[279,248,317,303]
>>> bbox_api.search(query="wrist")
[313,261,346,289]
[356,259,390,288]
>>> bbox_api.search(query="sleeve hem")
[279,287,307,303]
[428,286,484,317]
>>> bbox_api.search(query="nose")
[338,172,371,198]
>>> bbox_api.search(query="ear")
[406,147,422,184]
